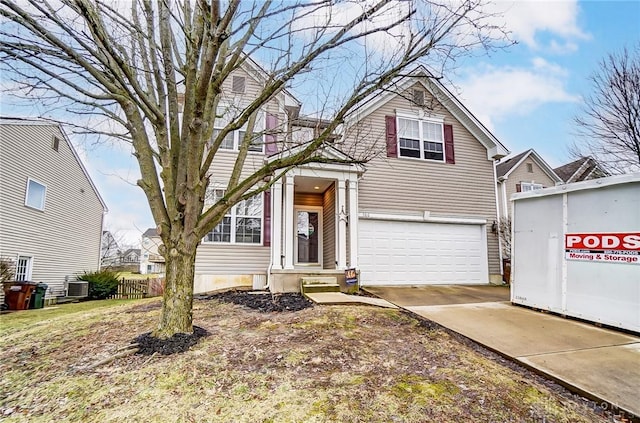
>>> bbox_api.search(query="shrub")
[78,269,120,300]
[0,257,15,283]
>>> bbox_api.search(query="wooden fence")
[111,277,165,299]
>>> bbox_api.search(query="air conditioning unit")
[67,281,89,297]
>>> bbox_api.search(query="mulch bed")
[202,291,314,313]
[131,292,312,356]
[133,326,209,356]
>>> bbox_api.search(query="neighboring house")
[120,248,141,265]
[192,63,509,293]
[140,228,165,275]
[553,156,609,183]
[0,117,107,301]
[495,149,563,219]
[101,230,121,268]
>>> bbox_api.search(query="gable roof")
[496,149,562,183]
[344,66,509,160]
[122,248,140,257]
[236,55,301,109]
[0,117,108,212]
[553,157,610,183]
[266,141,366,174]
[142,228,158,238]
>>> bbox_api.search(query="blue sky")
[454,0,640,166]
[4,0,639,245]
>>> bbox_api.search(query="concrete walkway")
[364,285,640,419]
[304,292,398,308]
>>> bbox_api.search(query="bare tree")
[0,0,508,338]
[572,43,640,173]
[497,217,511,260]
[0,256,15,283]
[100,229,122,268]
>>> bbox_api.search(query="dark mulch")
[133,326,209,356]
[202,291,313,313]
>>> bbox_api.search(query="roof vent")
[232,76,246,94]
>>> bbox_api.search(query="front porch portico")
[267,147,363,292]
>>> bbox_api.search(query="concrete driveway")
[364,284,640,420]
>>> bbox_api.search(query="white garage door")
[359,219,488,286]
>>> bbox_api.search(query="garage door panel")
[359,219,488,286]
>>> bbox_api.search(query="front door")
[295,208,322,265]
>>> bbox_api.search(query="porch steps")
[300,276,340,294]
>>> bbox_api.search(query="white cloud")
[457,59,579,129]
[290,0,412,57]
[487,0,590,51]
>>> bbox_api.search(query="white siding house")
[0,118,107,302]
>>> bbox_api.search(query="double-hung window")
[521,182,543,192]
[203,189,263,244]
[397,117,444,161]
[212,107,265,153]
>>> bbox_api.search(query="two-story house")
[0,118,107,302]
[495,149,563,219]
[191,64,509,293]
[140,228,165,275]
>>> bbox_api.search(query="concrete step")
[302,283,341,294]
[301,276,338,285]
[301,276,340,294]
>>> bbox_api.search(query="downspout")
[500,177,509,220]
[264,262,272,291]
[98,209,107,271]
[493,163,504,277]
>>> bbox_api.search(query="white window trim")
[25,178,47,211]
[214,128,265,154]
[521,182,543,192]
[213,107,266,154]
[15,255,33,281]
[396,115,445,163]
[202,191,264,245]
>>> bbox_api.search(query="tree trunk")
[153,246,196,339]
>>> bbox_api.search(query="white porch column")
[270,180,283,270]
[283,175,295,269]
[337,179,347,269]
[348,178,359,268]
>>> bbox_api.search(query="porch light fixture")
[491,220,498,234]
[314,186,320,190]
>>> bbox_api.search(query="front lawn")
[0,296,608,422]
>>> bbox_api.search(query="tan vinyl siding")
[322,184,336,269]
[0,123,105,298]
[194,245,269,274]
[196,151,271,275]
[218,68,281,117]
[502,160,557,218]
[195,71,286,276]
[345,84,501,274]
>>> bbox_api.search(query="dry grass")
[0,298,608,422]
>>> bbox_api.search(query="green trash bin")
[29,283,48,309]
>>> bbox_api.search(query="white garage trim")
[359,218,489,286]
[359,211,487,225]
